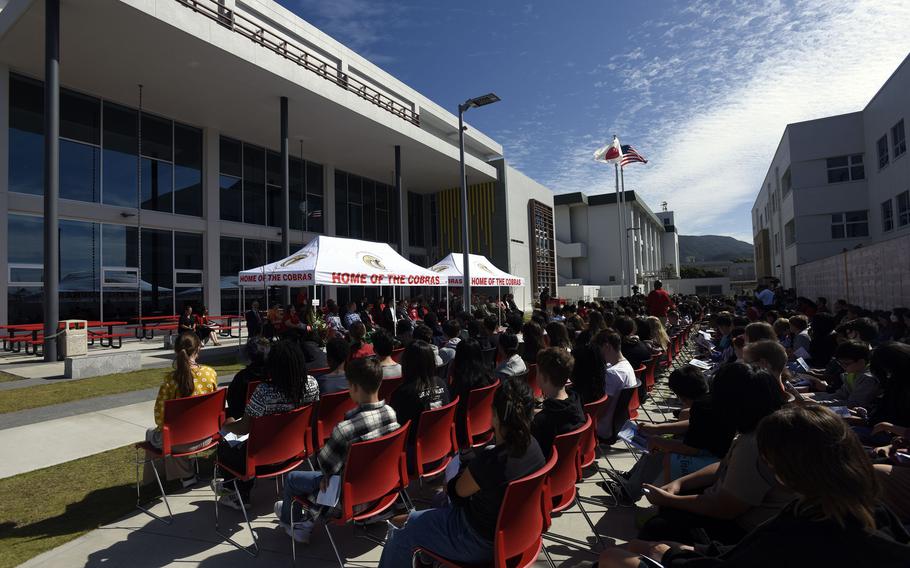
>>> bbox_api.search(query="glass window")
[266,151,282,186]
[878,135,889,169]
[140,158,173,212]
[893,120,907,159]
[60,140,101,202]
[408,191,425,247]
[219,175,242,222]
[363,180,376,241]
[306,194,324,233]
[266,185,282,227]
[831,210,868,239]
[349,205,363,239]
[898,191,910,227]
[219,136,242,177]
[102,102,138,207]
[60,219,100,321]
[348,175,362,205]
[140,113,172,160]
[174,232,203,270]
[243,144,265,225]
[243,239,267,270]
[61,89,101,145]
[335,171,348,236]
[101,223,139,321]
[9,74,45,196]
[826,154,863,183]
[290,158,305,231]
[174,124,203,216]
[141,228,173,316]
[784,219,795,245]
[882,199,894,232]
[220,236,243,316]
[9,214,44,265]
[268,241,284,263]
[306,162,324,197]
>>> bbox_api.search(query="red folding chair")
[391,347,405,362]
[416,451,558,568]
[377,375,403,402]
[214,404,315,555]
[579,393,622,503]
[411,397,459,482]
[544,416,603,550]
[291,424,411,565]
[313,390,357,449]
[458,379,501,448]
[135,388,226,524]
[244,380,262,406]
[526,364,542,398]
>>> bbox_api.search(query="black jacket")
[531,391,586,458]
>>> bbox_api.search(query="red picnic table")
[86,321,129,348]
[0,323,45,355]
[209,315,244,338]
[130,315,180,340]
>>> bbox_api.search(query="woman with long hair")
[348,321,375,359]
[450,338,493,406]
[520,321,545,364]
[576,309,606,348]
[646,316,670,352]
[389,340,450,444]
[545,321,572,351]
[214,340,318,509]
[380,378,546,568]
[143,333,217,485]
[194,305,222,346]
[602,404,910,567]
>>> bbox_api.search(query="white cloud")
[502,0,910,240]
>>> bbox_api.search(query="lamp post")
[457,92,500,314]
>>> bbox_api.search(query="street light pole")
[456,93,500,315]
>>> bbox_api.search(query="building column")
[280,96,290,305]
[203,127,222,315]
[322,164,337,303]
[0,66,9,326]
[43,0,60,362]
[395,145,407,253]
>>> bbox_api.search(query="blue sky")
[279,0,910,242]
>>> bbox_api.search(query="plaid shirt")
[317,401,399,477]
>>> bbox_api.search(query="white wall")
[662,277,731,296]
[504,165,556,309]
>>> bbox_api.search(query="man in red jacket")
[646,280,675,322]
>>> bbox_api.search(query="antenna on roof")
[661,201,668,212]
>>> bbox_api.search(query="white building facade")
[0,0,557,324]
[752,54,909,291]
[554,191,679,292]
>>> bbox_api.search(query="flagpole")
[620,165,630,296]
[613,164,626,296]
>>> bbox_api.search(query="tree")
[680,266,723,279]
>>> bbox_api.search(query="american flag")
[620,145,648,167]
[308,210,322,219]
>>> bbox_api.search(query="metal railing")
[175,0,420,126]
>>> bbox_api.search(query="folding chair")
[578,393,621,504]
[291,424,411,565]
[416,451,558,568]
[410,397,459,485]
[313,390,357,449]
[543,416,604,552]
[377,375,403,402]
[135,388,226,524]
[457,379,501,448]
[214,404,315,556]
[526,364,542,398]
[481,347,497,370]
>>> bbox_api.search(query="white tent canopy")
[429,253,525,287]
[239,235,446,287]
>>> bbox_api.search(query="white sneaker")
[218,493,249,511]
[286,520,314,544]
[210,478,227,496]
[274,500,286,525]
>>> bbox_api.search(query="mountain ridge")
[679,235,754,263]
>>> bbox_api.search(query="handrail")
[174,0,420,126]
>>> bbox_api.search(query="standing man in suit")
[246,300,263,337]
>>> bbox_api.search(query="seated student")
[342,302,362,330]
[481,316,500,351]
[413,324,444,367]
[710,313,735,361]
[789,314,812,354]
[808,312,838,367]
[177,303,196,336]
[645,316,671,353]
[423,312,445,343]
[575,310,607,348]
[743,321,776,345]
[214,340,319,509]
[450,338,494,406]
[372,330,402,379]
[299,329,328,370]
[275,357,400,543]
[809,340,881,411]
[348,321,375,360]
[389,340,450,444]
[604,366,735,503]
[614,315,653,369]
[520,322,546,364]
[601,405,910,568]
[531,348,585,458]
[226,337,271,420]
[143,333,218,486]
[317,338,350,394]
[665,310,682,336]
[772,317,792,349]
[592,329,639,442]
[742,339,788,392]
[545,321,572,352]
[194,305,222,346]
[438,320,462,365]
[378,379,546,567]
[637,362,791,546]
[493,332,527,379]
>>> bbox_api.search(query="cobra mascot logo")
[478,263,494,274]
[279,252,311,267]
[430,264,450,273]
[359,252,389,271]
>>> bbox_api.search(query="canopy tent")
[428,253,524,287]
[428,253,525,321]
[239,235,446,288]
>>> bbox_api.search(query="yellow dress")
[153,365,218,429]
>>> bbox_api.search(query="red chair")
[135,388,226,524]
[416,451,558,568]
[628,366,646,420]
[526,364,542,398]
[244,380,262,406]
[391,347,405,362]
[411,397,459,482]
[313,390,357,449]
[308,366,330,377]
[214,404,315,555]
[545,416,603,548]
[378,375,403,402]
[579,393,622,503]
[458,379,501,448]
[291,424,411,565]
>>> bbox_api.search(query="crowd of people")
[141,280,910,566]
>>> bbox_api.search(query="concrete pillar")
[280,96,290,305]
[43,0,60,362]
[203,127,222,315]
[0,66,8,326]
[322,164,337,303]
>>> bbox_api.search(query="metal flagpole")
[620,165,630,296]
[614,162,625,299]
[392,286,397,336]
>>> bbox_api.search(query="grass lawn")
[0,371,23,383]
[0,444,215,568]
[0,358,245,415]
